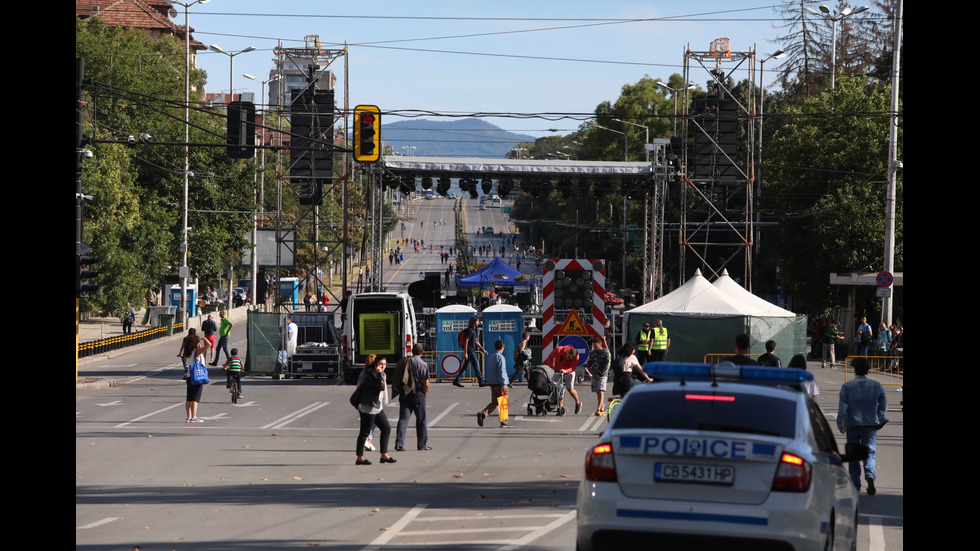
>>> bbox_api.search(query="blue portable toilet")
[167,284,197,318]
[481,304,524,377]
[279,277,300,310]
[434,305,477,380]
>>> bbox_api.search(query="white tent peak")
[627,269,744,316]
[712,270,796,316]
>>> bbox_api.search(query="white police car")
[577,363,865,551]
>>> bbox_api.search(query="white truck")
[342,292,424,384]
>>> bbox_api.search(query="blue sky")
[188,1,794,138]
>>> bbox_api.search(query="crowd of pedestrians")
[809,314,903,373]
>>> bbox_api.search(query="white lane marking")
[261,402,329,429]
[578,415,605,433]
[427,402,459,427]
[77,517,119,530]
[864,514,891,551]
[117,363,184,384]
[497,509,577,550]
[360,503,427,550]
[113,403,183,428]
[358,504,574,550]
[414,513,567,522]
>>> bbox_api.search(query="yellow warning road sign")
[558,309,588,335]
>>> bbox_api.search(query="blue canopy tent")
[458,257,531,289]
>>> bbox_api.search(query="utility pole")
[881,0,903,325]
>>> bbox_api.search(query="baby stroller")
[526,365,565,416]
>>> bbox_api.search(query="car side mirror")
[417,322,427,338]
[841,442,870,462]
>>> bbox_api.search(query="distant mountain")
[381,118,535,158]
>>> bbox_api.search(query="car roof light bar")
[641,362,814,387]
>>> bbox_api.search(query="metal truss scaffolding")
[270,36,350,310]
[680,40,757,291]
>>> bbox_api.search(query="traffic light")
[460,178,479,199]
[77,254,99,298]
[481,179,493,195]
[353,105,381,163]
[498,178,514,198]
[399,176,417,194]
[436,177,451,197]
[227,101,256,159]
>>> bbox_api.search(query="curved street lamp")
[243,72,278,308]
[758,50,785,196]
[209,44,256,105]
[613,119,650,162]
[172,0,211,323]
[654,80,696,135]
[593,123,627,162]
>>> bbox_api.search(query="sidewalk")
[76,305,253,388]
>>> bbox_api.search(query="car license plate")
[655,462,735,485]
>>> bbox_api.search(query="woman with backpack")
[511,332,532,385]
[611,342,652,398]
[582,338,611,416]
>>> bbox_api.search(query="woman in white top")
[788,354,819,396]
[613,342,652,397]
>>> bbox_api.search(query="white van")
[342,292,424,384]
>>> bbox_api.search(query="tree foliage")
[761,75,902,312]
[77,17,252,315]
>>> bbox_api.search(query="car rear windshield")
[613,390,797,438]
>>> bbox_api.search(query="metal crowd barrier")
[843,355,903,388]
[415,349,486,383]
[77,321,185,359]
[703,353,763,364]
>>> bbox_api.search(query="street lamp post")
[243,72,278,310]
[208,43,254,307]
[594,124,627,162]
[655,81,696,135]
[209,44,255,107]
[757,50,785,197]
[613,119,650,162]
[804,4,869,90]
[173,0,211,323]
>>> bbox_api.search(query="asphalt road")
[77,197,903,551]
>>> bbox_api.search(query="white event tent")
[623,269,806,364]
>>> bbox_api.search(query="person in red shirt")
[550,345,583,415]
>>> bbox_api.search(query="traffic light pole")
[76,58,84,381]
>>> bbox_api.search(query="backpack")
[513,347,530,368]
[611,356,632,397]
[611,356,626,378]
[458,329,468,348]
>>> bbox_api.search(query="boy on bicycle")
[223,348,244,398]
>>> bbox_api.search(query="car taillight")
[406,334,412,355]
[772,453,812,492]
[585,443,617,482]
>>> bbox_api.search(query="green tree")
[77,17,252,314]
[580,76,675,161]
[760,75,902,312]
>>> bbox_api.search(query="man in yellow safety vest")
[650,319,670,361]
[636,322,653,364]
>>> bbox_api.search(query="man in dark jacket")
[394,344,431,451]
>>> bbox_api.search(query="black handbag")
[349,384,364,408]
